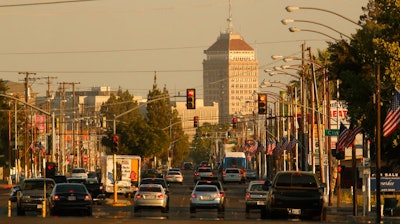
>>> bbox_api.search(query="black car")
[140,178,169,194]
[52,175,67,184]
[49,183,93,216]
[9,185,21,202]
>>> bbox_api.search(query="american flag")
[383,89,400,137]
[287,136,298,152]
[266,138,276,155]
[244,140,259,156]
[337,122,350,150]
[344,125,363,148]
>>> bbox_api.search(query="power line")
[0,0,99,8]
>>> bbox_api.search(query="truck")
[100,155,141,198]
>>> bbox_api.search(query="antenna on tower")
[226,0,233,33]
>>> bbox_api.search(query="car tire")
[16,207,25,216]
[87,208,93,216]
[161,207,168,213]
[245,205,249,213]
[260,206,267,219]
[190,206,196,213]
[218,205,224,213]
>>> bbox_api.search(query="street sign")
[325,129,340,136]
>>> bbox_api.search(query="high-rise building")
[203,5,258,124]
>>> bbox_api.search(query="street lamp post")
[282,19,352,39]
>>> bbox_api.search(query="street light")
[289,27,339,41]
[285,6,361,27]
[282,19,352,39]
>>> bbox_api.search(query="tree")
[0,80,10,166]
[327,0,400,167]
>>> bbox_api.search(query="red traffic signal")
[258,94,267,114]
[232,117,237,128]
[194,116,199,128]
[112,134,119,152]
[186,89,196,109]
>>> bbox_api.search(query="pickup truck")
[16,178,56,216]
[260,171,327,221]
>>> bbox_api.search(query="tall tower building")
[203,1,258,124]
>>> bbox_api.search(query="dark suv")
[260,171,327,221]
[17,178,56,215]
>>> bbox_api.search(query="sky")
[0,0,367,99]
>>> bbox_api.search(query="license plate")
[288,208,301,215]
[68,196,76,201]
[256,201,265,205]
[200,196,211,200]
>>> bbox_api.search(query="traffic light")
[194,116,199,128]
[227,131,231,138]
[232,117,237,129]
[112,134,119,152]
[258,94,267,114]
[186,88,196,109]
[45,162,57,178]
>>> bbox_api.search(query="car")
[49,183,93,216]
[84,177,105,203]
[70,168,88,179]
[16,178,56,216]
[140,178,169,194]
[246,169,258,181]
[133,184,169,213]
[193,166,213,183]
[245,180,268,213]
[168,167,181,172]
[165,171,183,184]
[222,168,243,184]
[141,169,163,178]
[194,178,226,207]
[190,184,224,213]
[52,175,67,184]
[9,185,21,202]
[67,177,86,184]
[261,171,327,221]
[183,162,193,170]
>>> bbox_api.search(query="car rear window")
[72,168,86,173]
[140,186,162,192]
[226,169,239,173]
[56,184,86,193]
[198,168,211,172]
[275,173,318,187]
[196,186,217,192]
[250,184,264,191]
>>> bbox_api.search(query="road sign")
[325,129,340,136]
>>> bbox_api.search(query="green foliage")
[327,0,400,166]
[0,80,10,166]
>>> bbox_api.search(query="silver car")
[165,171,183,184]
[190,185,224,213]
[193,166,213,183]
[245,180,268,213]
[222,168,243,184]
[133,184,169,213]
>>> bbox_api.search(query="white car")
[70,168,88,179]
[222,168,243,184]
[190,185,224,213]
[133,184,169,213]
[165,171,183,184]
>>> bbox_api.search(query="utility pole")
[44,76,57,162]
[19,72,36,178]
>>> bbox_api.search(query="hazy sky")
[0,0,367,98]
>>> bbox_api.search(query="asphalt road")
[0,169,390,223]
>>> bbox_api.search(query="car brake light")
[84,194,92,201]
[53,195,60,201]
[136,194,143,199]
[157,194,164,199]
[245,193,250,199]
[191,193,196,198]
[220,192,225,197]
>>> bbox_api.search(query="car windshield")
[198,168,211,172]
[56,184,86,193]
